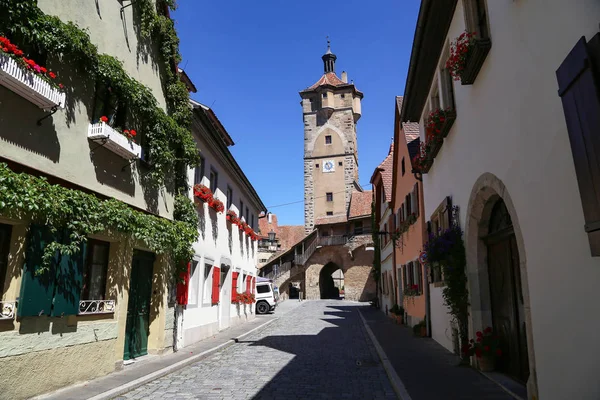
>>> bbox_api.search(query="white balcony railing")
[78,299,115,315]
[0,53,65,110]
[0,300,17,320]
[87,122,141,160]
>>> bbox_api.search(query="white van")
[255,280,277,314]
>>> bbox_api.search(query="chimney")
[341,71,348,83]
[268,213,272,223]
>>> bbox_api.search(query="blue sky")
[174,0,420,226]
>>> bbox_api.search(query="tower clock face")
[323,160,335,173]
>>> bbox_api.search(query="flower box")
[87,122,141,160]
[458,38,491,85]
[0,53,65,110]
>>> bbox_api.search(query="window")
[326,211,333,216]
[326,192,333,202]
[220,265,229,287]
[403,261,423,295]
[0,223,12,295]
[315,164,319,169]
[257,284,271,294]
[440,44,455,110]
[309,98,314,103]
[340,94,345,99]
[259,258,268,263]
[430,83,441,111]
[383,223,388,246]
[338,161,343,166]
[322,231,330,237]
[194,155,205,185]
[251,214,255,229]
[557,35,600,255]
[325,135,332,144]
[354,221,363,235]
[202,262,213,304]
[188,260,200,306]
[245,207,249,222]
[401,157,405,176]
[322,93,327,98]
[81,240,110,300]
[93,81,127,129]
[209,168,218,193]
[226,186,233,209]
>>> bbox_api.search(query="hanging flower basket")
[193,184,213,202]
[226,209,239,223]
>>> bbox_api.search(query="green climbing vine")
[0,0,199,187]
[0,163,197,273]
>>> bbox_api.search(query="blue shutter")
[18,225,58,317]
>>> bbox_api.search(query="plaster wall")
[419,1,600,398]
[0,1,174,219]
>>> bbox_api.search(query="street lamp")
[268,231,276,242]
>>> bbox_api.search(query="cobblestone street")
[115,301,396,400]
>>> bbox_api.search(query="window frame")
[81,239,110,301]
[209,167,218,193]
[202,261,214,306]
[326,192,333,202]
[325,135,332,145]
[226,186,233,209]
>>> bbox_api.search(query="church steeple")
[322,38,337,74]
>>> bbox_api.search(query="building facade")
[177,101,266,348]
[0,1,195,399]
[401,1,600,399]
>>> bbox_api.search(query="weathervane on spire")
[326,36,331,53]
[322,35,336,73]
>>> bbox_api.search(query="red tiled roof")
[307,72,347,90]
[348,190,373,219]
[375,145,394,202]
[278,225,306,251]
[315,214,348,226]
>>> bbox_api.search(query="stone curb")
[88,317,278,400]
[34,317,278,400]
[357,309,412,400]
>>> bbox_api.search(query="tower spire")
[322,36,337,74]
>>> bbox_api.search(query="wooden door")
[124,250,155,360]
[486,200,529,382]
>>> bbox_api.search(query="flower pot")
[477,356,495,372]
[420,325,427,337]
[459,38,491,85]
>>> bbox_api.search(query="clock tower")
[299,41,363,234]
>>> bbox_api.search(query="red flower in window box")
[209,198,225,213]
[193,184,213,202]
[100,116,109,123]
[446,31,477,80]
[226,209,237,222]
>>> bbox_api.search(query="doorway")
[319,262,342,299]
[124,250,155,360]
[485,199,529,383]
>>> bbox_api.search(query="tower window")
[326,192,333,202]
[325,135,332,144]
[309,98,314,103]
[338,161,343,166]
[341,94,345,99]
[326,211,333,216]
[322,93,327,98]
[315,164,319,168]
[401,158,405,176]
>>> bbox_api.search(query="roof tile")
[348,190,373,219]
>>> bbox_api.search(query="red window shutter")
[211,266,220,305]
[231,272,239,301]
[246,276,251,294]
[557,34,600,255]
[252,277,256,294]
[176,262,190,306]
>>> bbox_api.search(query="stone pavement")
[35,300,302,400]
[115,301,397,400]
[359,306,517,400]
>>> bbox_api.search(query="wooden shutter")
[51,233,85,317]
[402,265,407,289]
[252,277,256,293]
[18,225,58,317]
[231,271,239,301]
[176,262,190,306]
[557,34,600,255]
[211,266,220,305]
[417,262,423,294]
[413,183,420,217]
[246,275,251,294]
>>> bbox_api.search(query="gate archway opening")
[319,262,343,299]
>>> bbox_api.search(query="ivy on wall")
[0,163,198,272]
[0,0,199,187]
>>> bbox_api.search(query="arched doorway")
[484,199,529,382]
[319,262,343,299]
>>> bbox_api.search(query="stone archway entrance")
[484,199,529,382]
[319,262,343,299]
[465,173,537,397]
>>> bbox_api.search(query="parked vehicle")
[255,280,277,314]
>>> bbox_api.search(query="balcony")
[78,300,115,315]
[0,300,17,320]
[0,53,65,110]
[88,122,141,160]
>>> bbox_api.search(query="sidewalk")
[358,307,521,400]
[33,315,279,400]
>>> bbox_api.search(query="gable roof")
[370,144,394,202]
[396,96,421,162]
[348,190,373,219]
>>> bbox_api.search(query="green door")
[124,250,155,360]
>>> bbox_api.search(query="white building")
[176,100,266,348]
[400,1,600,399]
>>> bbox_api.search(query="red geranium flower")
[484,327,492,334]
[40,67,47,74]
[123,130,130,135]
[129,129,137,137]
[476,331,483,337]
[49,72,56,79]
[59,83,64,89]
[476,337,482,342]
[100,116,108,123]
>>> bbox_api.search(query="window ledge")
[78,299,115,315]
[460,38,492,85]
[0,53,65,110]
[0,300,17,320]
[87,122,141,160]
